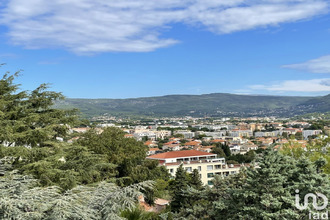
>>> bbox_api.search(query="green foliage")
[282,132,288,139]
[170,164,190,212]
[281,137,330,175]
[78,127,170,185]
[8,144,117,190]
[189,169,203,190]
[1,127,168,190]
[0,172,154,220]
[0,72,77,147]
[227,150,256,164]
[212,143,231,158]
[153,179,170,199]
[170,149,330,219]
[295,131,303,140]
[120,207,157,220]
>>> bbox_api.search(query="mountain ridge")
[54,93,330,118]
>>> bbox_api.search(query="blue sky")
[1,0,330,98]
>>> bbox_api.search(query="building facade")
[147,150,242,186]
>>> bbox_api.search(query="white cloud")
[282,55,330,73]
[0,0,328,54]
[249,78,330,92]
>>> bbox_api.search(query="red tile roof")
[147,150,216,159]
[211,139,225,143]
[185,141,200,146]
[144,141,153,145]
[164,141,177,145]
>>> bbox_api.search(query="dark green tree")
[213,143,231,157]
[211,146,226,158]
[0,71,77,147]
[189,168,203,190]
[282,132,288,139]
[295,131,303,140]
[170,164,189,212]
[173,149,330,220]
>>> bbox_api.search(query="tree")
[295,131,303,140]
[0,171,155,220]
[219,143,231,157]
[189,169,203,190]
[227,150,256,164]
[78,127,170,186]
[79,128,147,177]
[281,137,330,175]
[282,132,288,139]
[172,149,330,219]
[173,134,184,138]
[221,150,329,219]
[211,146,226,158]
[0,71,77,147]
[212,143,231,158]
[170,164,189,212]
[16,144,118,190]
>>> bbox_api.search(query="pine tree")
[170,164,189,212]
[189,168,203,190]
[0,70,77,148]
[172,149,330,220]
[0,171,154,219]
[216,149,330,220]
[211,146,226,158]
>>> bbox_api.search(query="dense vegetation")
[53,93,330,118]
[170,148,330,219]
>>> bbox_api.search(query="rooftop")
[147,150,216,159]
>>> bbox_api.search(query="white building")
[302,130,322,139]
[147,150,243,186]
[174,130,195,139]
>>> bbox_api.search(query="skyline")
[0,0,330,98]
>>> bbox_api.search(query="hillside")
[54,93,330,118]
[297,94,330,113]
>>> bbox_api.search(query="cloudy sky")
[0,0,330,98]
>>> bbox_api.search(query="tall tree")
[0,70,77,147]
[170,164,189,212]
[189,168,203,190]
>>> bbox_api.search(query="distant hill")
[297,94,330,113]
[54,93,330,118]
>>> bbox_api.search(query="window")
[215,165,221,169]
[208,180,214,186]
[207,165,213,171]
[169,169,174,173]
[185,167,192,172]
[231,171,236,174]
[197,166,201,171]
[207,173,214,178]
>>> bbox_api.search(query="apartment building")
[230,129,253,137]
[302,130,322,139]
[147,150,242,186]
[174,130,195,139]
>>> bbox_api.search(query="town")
[69,115,328,186]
